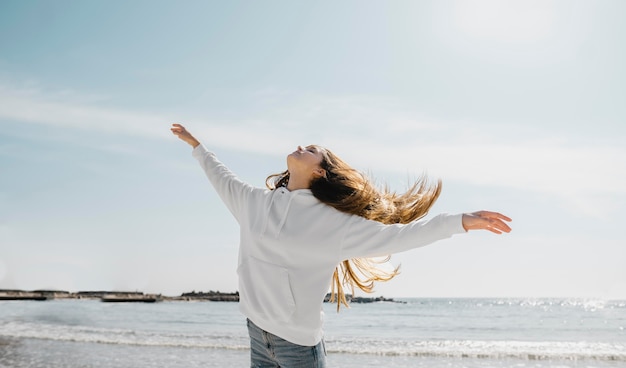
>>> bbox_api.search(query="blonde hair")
[266,146,441,311]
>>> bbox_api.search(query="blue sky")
[1,0,624,298]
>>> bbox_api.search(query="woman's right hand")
[462,211,512,234]
[171,123,200,148]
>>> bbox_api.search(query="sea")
[1,298,625,368]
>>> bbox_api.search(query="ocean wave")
[2,321,625,362]
[0,321,249,351]
[325,338,626,361]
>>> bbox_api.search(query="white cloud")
[1,83,624,217]
[338,140,625,219]
[0,85,171,140]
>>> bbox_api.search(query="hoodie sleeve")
[192,144,256,222]
[338,213,466,261]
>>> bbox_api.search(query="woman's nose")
[297,145,304,151]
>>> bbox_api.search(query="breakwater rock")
[178,290,240,302]
[0,289,163,302]
[323,293,405,304]
[1,289,403,304]
[0,289,240,302]
[0,289,49,301]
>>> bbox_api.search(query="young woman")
[170,123,511,368]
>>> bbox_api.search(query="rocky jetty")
[178,290,239,302]
[0,289,238,302]
[101,292,161,303]
[0,289,48,301]
[323,293,405,304]
[0,289,163,302]
[1,289,402,304]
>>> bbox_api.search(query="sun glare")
[451,0,557,43]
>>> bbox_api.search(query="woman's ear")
[313,168,326,179]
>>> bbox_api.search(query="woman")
[170,123,511,368]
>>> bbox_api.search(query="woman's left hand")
[171,123,200,148]
[462,211,512,234]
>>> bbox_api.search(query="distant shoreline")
[0,289,401,304]
[0,289,239,303]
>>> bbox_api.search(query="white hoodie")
[193,144,466,346]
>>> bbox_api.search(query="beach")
[1,298,625,368]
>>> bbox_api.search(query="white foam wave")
[326,337,626,361]
[2,321,625,361]
[0,321,249,351]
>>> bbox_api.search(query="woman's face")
[287,145,325,179]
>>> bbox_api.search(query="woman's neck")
[286,174,311,191]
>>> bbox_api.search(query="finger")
[170,126,186,134]
[481,220,504,234]
[489,219,511,233]
[486,227,502,234]
[479,211,512,222]
[497,214,512,222]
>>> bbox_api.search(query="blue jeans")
[247,319,327,368]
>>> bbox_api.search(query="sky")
[0,0,624,299]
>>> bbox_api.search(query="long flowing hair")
[266,146,441,311]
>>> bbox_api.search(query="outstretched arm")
[462,211,512,234]
[171,123,200,148]
[170,123,258,222]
